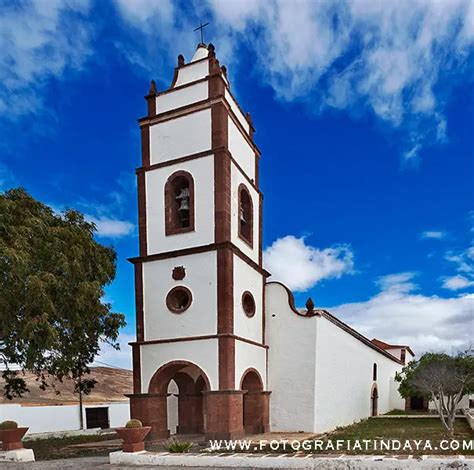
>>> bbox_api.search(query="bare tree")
[396,352,474,436]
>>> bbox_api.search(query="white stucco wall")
[140,340,219,393]
[190,46,209,63]
[235,341,267,390]
[146,155,215,254]
[266,282,317,432]
[0,402,129,434]
[228,116,255,181]
[233,255,263,343]
[225,89,250,134]
[265,281,406,433]
[230,162,259,263]
[149,109,211,164]
[390,377,406,410]
[174,60,209,88]
[156,81,208,115]
[143,252,217,341]
[313,315,404,432]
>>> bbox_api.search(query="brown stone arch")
[147,360,211,435]
[240,368,269,435]
[371,383,379,417]
[240,368,264,391]
[165,170,195,236]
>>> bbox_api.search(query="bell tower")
[128,43,270,439]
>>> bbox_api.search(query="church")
[127,42,414,440]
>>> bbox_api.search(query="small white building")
[127,42,414,439]
[0,367,130,434]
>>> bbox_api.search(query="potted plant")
[116,419,151,453]
[0,421,29,451]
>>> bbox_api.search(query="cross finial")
[194,20,209,45]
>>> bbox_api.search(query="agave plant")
[165,439,193,453]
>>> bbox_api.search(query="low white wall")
[266,282,317,432]
[265,280,406,434]
[0,401,129,434]
[313,316,404,432]
[429,394,471,412]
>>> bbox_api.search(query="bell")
[176,187,189,200]
[178,198,189,211]
[240,206,246,223]
[176,187,190,212]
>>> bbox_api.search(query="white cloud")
[376,272,418,293]
[442,245,474,290]
[112,0,196,80]
[86,215,134,239]
[445,246,474,275]
[115,0,174,24]
[203,0,473,159]
[111,0,474,159]
[0,0,92,118]
[93,332,133,370]
[264,235,354,292]
[420,231,446,240]
[332,272,474,356]
[442,275,474,291]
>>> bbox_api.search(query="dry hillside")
[0,367,132,405]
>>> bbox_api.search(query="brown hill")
[0,367,132,405]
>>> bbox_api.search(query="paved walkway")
[0,456,111,469]
[1,454,472,469]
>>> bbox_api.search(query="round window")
[242,291,256,317]
[166,286,192,314]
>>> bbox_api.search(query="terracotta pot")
[0,427,29,451]
[116,426,151,453]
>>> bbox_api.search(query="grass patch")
[23,432,120,460]
[317,418,472,455]
[256,418,473,455]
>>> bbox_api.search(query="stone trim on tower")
[130,42,269,439]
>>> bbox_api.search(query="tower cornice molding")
[127,241,269,276]
[130,333,268,350]
[138,80,260,156]
[135,148,263,196]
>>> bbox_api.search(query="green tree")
[396,352,474,435]
[0,188,126,399]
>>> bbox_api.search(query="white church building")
[127,42,414,439]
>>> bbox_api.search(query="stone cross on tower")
[193,20,209,45]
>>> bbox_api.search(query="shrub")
[125,419,143,429]
[165,439,193,453]
[0,421,18,430]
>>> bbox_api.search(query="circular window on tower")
[242,291,256,318]
[166,286,193,314]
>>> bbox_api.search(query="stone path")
[0,453,472,469]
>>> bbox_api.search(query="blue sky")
[1,0,473,367]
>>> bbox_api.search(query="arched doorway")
[149,361,210,435]
[371,385,378,417]
[240,369,265,434]
[167,379,179,434]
